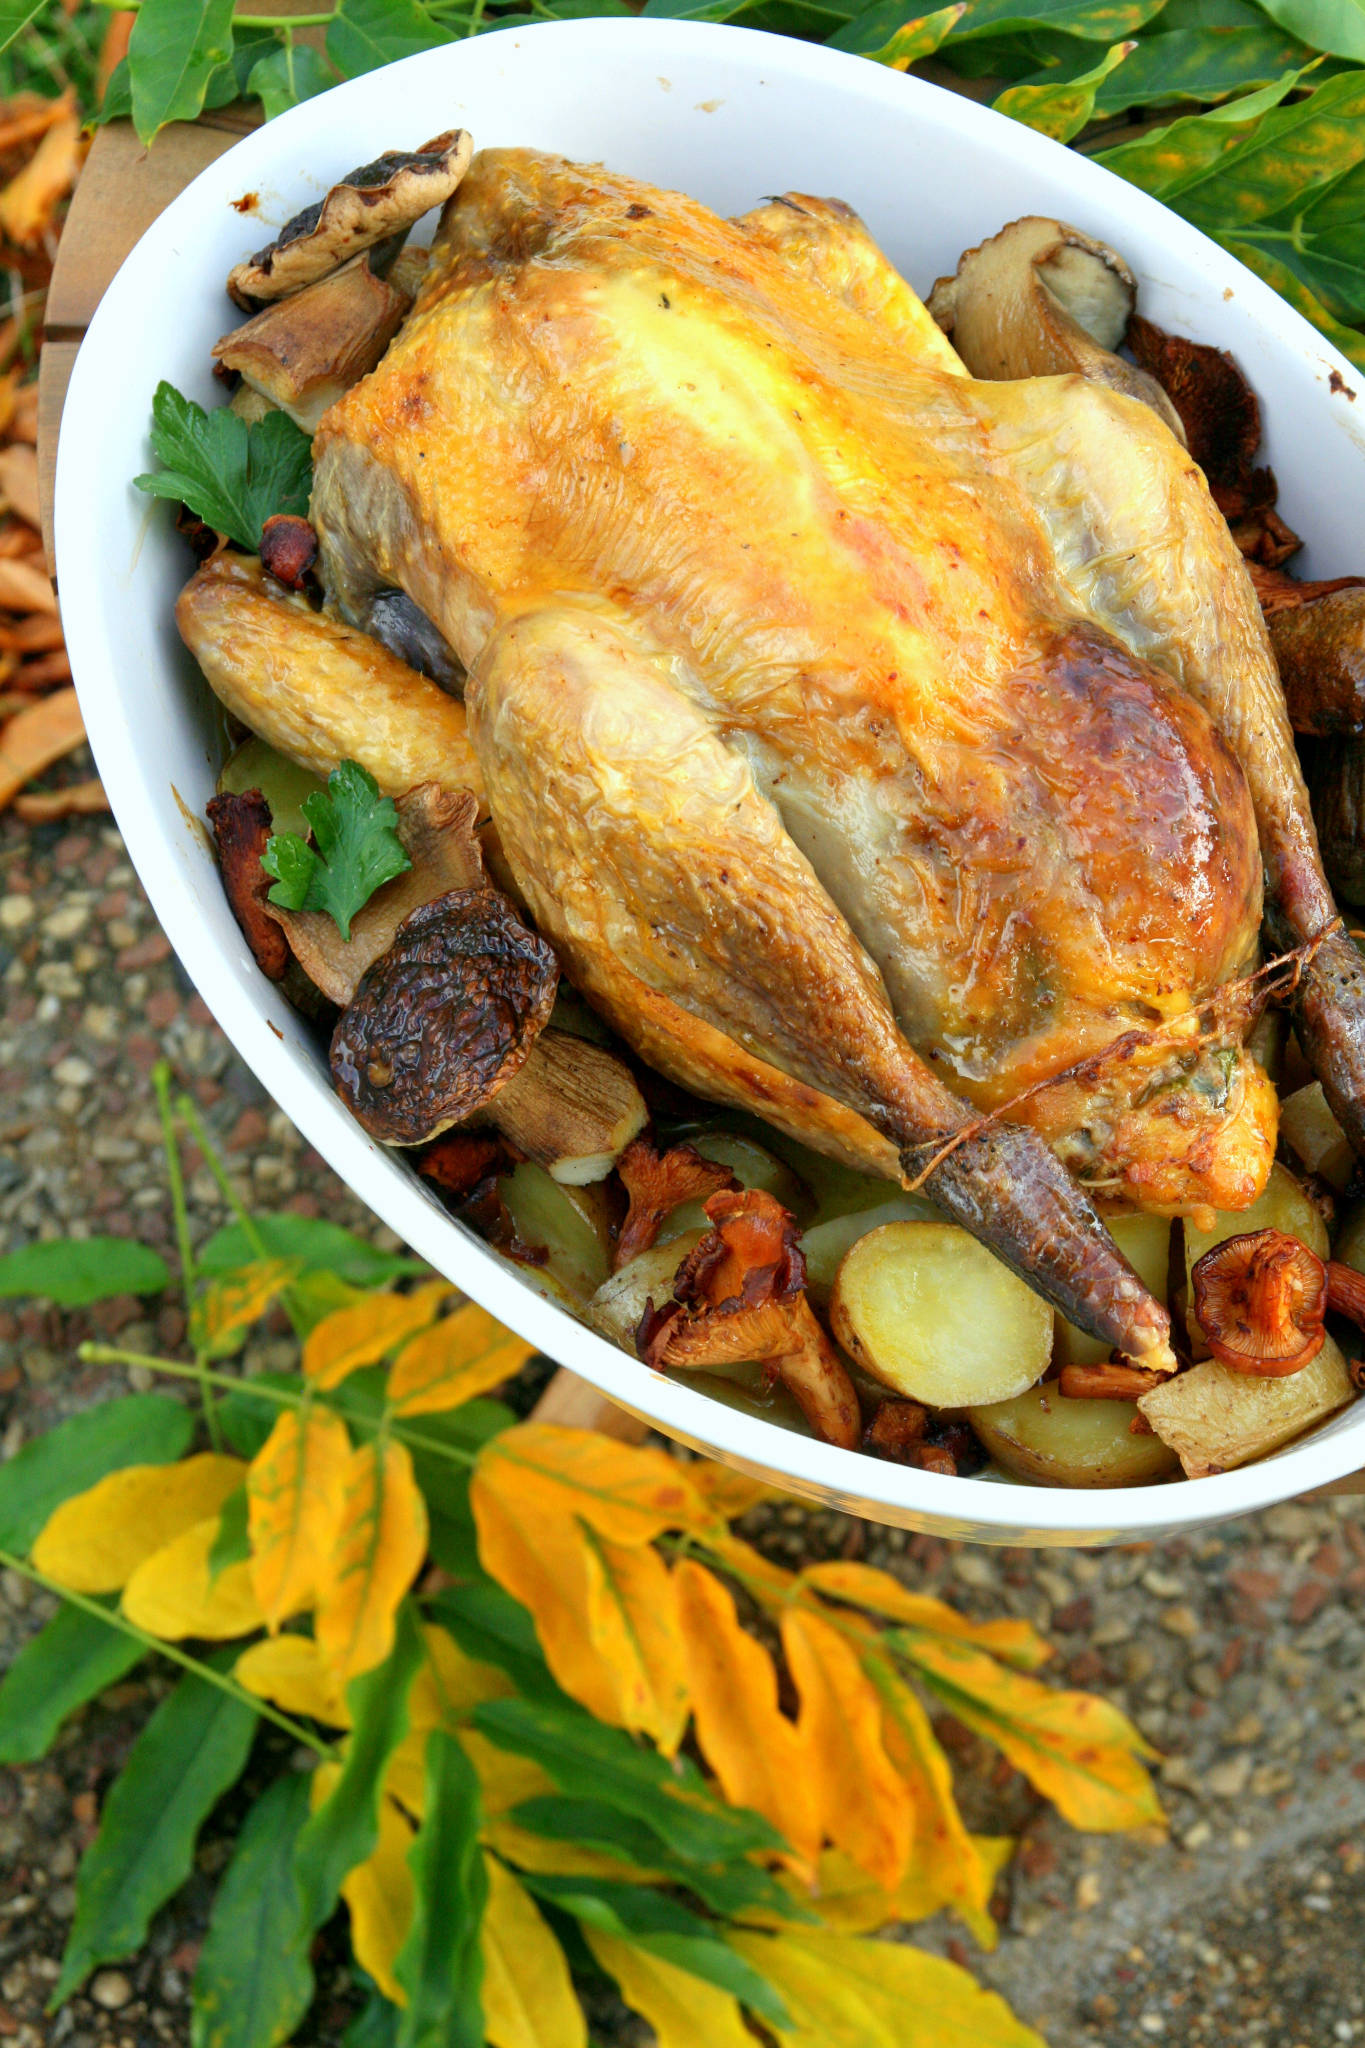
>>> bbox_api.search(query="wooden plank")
[530,1368,650,1443]
[35,337,78,571]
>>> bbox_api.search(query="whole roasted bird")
[181,147,1365,1374]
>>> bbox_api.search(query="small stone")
[1139,2012,1166,2036]
[952,1553,995,1589]
[1183,1819,1213,1849]
[1075,1871,1103,1911]
[105,919,137,950]
[1161,1603,1200,1639]
[1142,1569,1186,1598]
[1092,1614,1133,1646]
[52,1057,93,1089]
[43,904,88,941]
[89,1971,132,2011]
[1206,1751,1253,1799]
[0,896,33,931]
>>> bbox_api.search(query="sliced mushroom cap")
[330,883,559,1145]
[227,130,472,310]
[214,257,412,434]
[928,215,1186,440]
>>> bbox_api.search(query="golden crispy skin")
[312,150,1272,1223]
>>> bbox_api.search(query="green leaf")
[1224,233,1365,367]
[262,760,411,943]
[345,1987,401,2048]
[134,382,313,553]
[198,1216,426,1289]
[0,1602,144,1766]
[246,43,337,121]
[0,3,47,61]
[995,37,1134,136]
[127,0,238,146]
[394,1732,487,2048]
[53,1659,258,2005]
[190,1773,314,2048]
[949,0,1168,42]
[509,1795,815,1921]
[1087,22,1317,114]
[1095,66,1315,195]
[1258,0,1365,58]
[829,1,965,64]
[472,1698,785,1863]
[0,1394,192,1555]
[428,1582,565,1704]
[217,1375,300,1461]
[208,1488,251,1585]
[518,1876,790,2028]
[326,0,455,77]
[0,1236,168,1307]
[293,1605,424,1933]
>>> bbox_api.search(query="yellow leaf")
[192,1258,300,1355]
[896,1834,1014,1950]
[799,1837,1012,1947]
[302,1280,451,1389]
[589,1929,751,2048]
[686,1462,786,1521]
[803,1562,1051,1671]
[407,1622,512,1731]
[481,1820,646,1883]
[472,1424,711,1548]
[247,1406,352,1629]
[582,1529,690,1753]
[343,1794,417,2005]
[122,1518,263,1640]
[704,1528,799,1604]
[33,1454,245,1593]
[898,1632,1162,1832]
[314,1440,429,1683]
[235,1634,351,1726]
[728,1929,1047,2048]
[389,1303,535,1416]
[482,1853,586,2048]
[468,1491,627,1727]
[781,1607,911,1890]
[385,1728,430,1820]
[673,1558,821,1867]
[869,1653,995,1932]
[462,1729,557,1818]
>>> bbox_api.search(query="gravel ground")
[3,782,1365,2047]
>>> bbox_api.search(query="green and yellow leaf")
[727,1928,1047,2048]
[301,1280,450,1389]
[33,1453,245,1593]
[191,1257,301,1357]
[673,1558,821,1867]
[481,1819,647,1883]
[482,1853,587,2048]
[582,1528,690,1753]
[389,1302,535,1416]
[122,1517,264,1640]
[866,1652,996,1931]
[235,1633,351,1727]
[994,39,1134,140]
[781,1607,912,1891]
[247,1406,352,1628]
[315,1439,429,1683]
[472,1424,711,1550]
[803,1561,1050,1670]
[408,1622,513,1730]
[589,1927,751,2048]
[799,1835,1014,1947]
[339,1792,417,2005]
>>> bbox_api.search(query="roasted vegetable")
[1191,1228,1328,1376]
[217,735,324,841]
[799,1195,939,1307]
[214,258,411,434]
[589,1232,708,1351]
[1137,1334,1353,1477]
[1185,1162,1330,1301]
[969,1383,1179,1488]
[497,1161,613,1302]
[330,886,558,1144]
[487,1030,647,1184]
[1277,1081,1353,1192]
[828,1221,1053,1408]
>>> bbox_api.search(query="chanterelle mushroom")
[226,131,472,310]
[1191,1227,1328,1376]
[928,216,1186,440]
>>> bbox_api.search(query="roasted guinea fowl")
[180,148,1365,1376]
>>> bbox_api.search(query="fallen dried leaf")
[9,383,38,444]
[16,650,71,689]
[0,94,77,160]
[0,555,54,612]
[12,777,107,823]
[0,104,81,249]
[0,687,84,811]
[0,444,41,530]
[0,611,65,652]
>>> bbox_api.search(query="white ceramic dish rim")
[53,17,1365,1543]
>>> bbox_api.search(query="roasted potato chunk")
[969,1383,1179,1488]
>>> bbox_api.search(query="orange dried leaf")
[12,777,106,824]
[314,1439,429,1683]
[869,1653,997,1932]
[0,444,40,530]
[121,1516,263,1641]
[0,686,82,811]
[472,1422,711,1547]
[388,1301,534,1417]
[0,107,81,248]
[247,1405,352,1628]
[302,1280,451,1389]
[673,1556,821,1867]
[32,1453,245,1593]
[781,1606,912,1891]
[0,556,55,612]
[802,1561,1052,1671]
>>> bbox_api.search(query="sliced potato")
[1184,1161,1330,1293]
[217,734,324,840]
[588,1232,705,1351]
[1278,1082,1354,1193]
[498,1161,610,1304]
[1138,1334,1354,1477]
[1054,1213,1173,1367]
[968,1384,1178,1488]
[800,1197,942,1306]
[829,1221,1052,1407]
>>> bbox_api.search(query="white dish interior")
[54,18,1365,1543]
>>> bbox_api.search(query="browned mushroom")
[213,258,411,434]
[486,1031,648,1184]
[330,885,559,1145]
[259,514,319,592]
[863,1400,927,1461]
[1058,1360,1166,1400]
[928,218,1185,439]
[1190,1228,1328,1376]
[206,787,289,982]
[417,1128,512,1199]
[1267,586,1365,737]
[227,131,472,310]
[613,1136,739,1270]
[637,1188,861,1448]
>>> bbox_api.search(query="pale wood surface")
[32,98,1365,1504]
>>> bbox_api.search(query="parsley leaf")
[261,760,412,941]
[133,380,313,551]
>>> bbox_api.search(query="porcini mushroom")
[1191,1227,1328,1376]
[928,217,1185,439]
[227,131,472,310]
[636,1188,861,1448]
[213,258,412,435]
[613,1135,740,1268]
